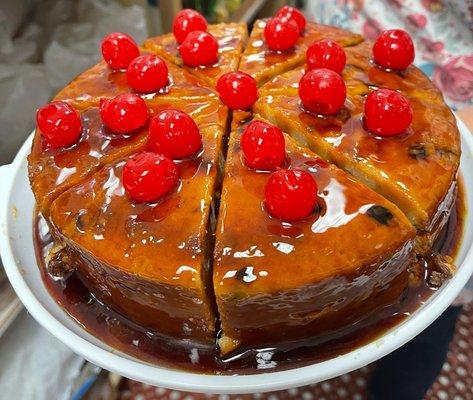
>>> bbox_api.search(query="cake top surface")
[239,19,363,85]
[255,47,459,229]
[29,14,459,298]
[143,22,248,86]
[29,88,226,215]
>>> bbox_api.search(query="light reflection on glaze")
[233,246,265,258]
[174,265,198,281]
[255,349,277,369]
[311,178,374,234]
[222,266,259,283]
[89,150,102,158]
[56,167,76,185]
[272,241,295,254]
[103,166,125,203]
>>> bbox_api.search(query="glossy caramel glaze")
[255,41,460,232]
[213,112,416,353]
[33,183,465,372]
[29,97,226,216]
[28,106,148,216]
[143,23,248,87]
[47,120,225,342]
[54,54,218,110]
[239,20,363,86]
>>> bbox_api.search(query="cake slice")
[47,120,225,343]
[255,43,460,242]
[213,113,415,354]
[239,20,363,86]
[54,54,218,110]
[143,23,248,87]
[29,96,226,216]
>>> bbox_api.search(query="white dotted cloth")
[425,304,473,400]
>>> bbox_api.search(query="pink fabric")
[304,0,473,109]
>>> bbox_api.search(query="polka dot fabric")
[119,304,473,400]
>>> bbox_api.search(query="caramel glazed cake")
[29,6,461,364]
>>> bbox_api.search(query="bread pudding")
[29,8,461,366]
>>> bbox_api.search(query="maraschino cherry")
[99,93,149,134]
[264,17,299,51]
[240,120,285,170]
[306,39,346,74]
[364,89,413,137]
[265,168,318,222]
[373,29,415,70]
[172,9,207,44]
[101,32,140,70]
[123,152,179,203]
[36,101,82,148]
[127,54,168,93]
[179,30,218,67]
[149,109,202,159]
[299,68,346,115]
[216,72,258,110]
[275,6,306,33]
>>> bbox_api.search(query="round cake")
[29,7,460,361]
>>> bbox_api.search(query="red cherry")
[265,168,318,222]
[123,152,179,203]
[264,18,300,51]
[36,101,82,149]
[240,120,286,171]
[127,54,169,93]
[179,30,218,67]
[275,6,306,33]
[373,29,415,70]
[298,68,346,115]
[99,94,148,134]
[216,72,258,110]
[364,89,413,137]
[149,109,202,159]
[172,9,207,44]
[101,32,140,70]
[306,39,346,74]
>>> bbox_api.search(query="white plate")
[1,118,473,394]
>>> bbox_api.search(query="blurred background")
[0,1,472,399]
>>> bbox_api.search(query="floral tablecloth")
[304,0,473,110]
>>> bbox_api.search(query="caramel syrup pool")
[34,182,466,374]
